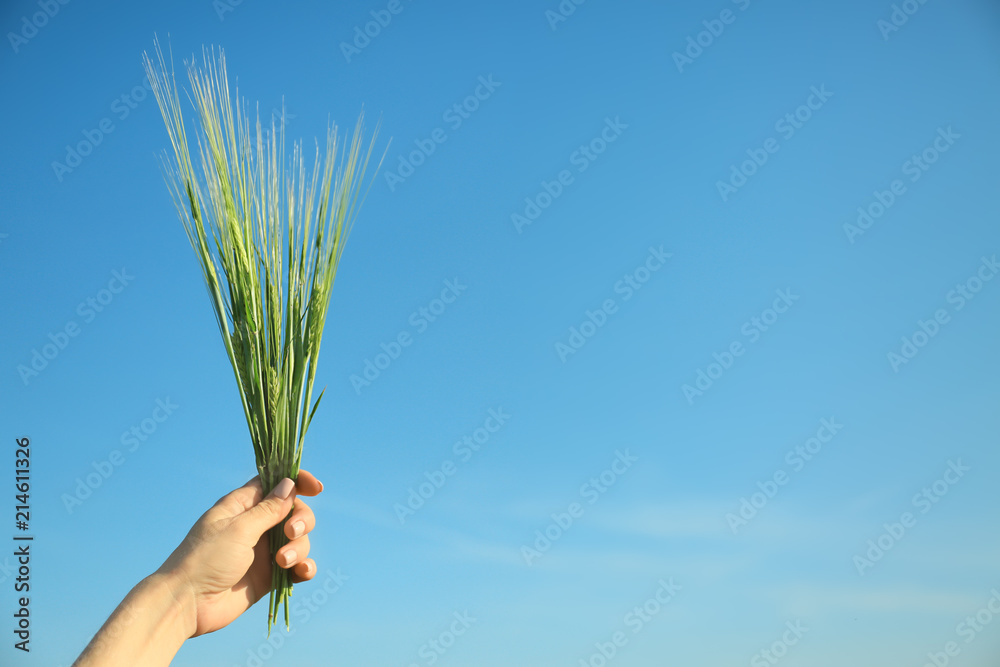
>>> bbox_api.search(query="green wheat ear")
[142,36,383,634]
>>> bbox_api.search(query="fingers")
[294,470,324,496]
[287,559,316,583]
[222,469,324,547]
[290,558,317,584]
[231,478,297,540]
[278,486,319,584]
[276,534,310,569]
[221,477,265,515]
[231,469,322,507]
[276,492,317,575]
[222,469,323,516]
[284,497,316,540]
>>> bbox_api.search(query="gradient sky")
[2,0,1000,665]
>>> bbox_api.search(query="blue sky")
[2,0,1000,665]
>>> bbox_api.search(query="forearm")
[73,572,195,667]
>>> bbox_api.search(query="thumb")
[234,478,297,540]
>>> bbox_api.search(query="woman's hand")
[73,471,324,667]
[156,470,324,637]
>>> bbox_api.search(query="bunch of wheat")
[143,39,379,632]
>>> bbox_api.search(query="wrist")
[144,570,198,642]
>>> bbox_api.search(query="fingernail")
[290,520,305,538]
[318,480,324,492]
[273,478,295,500]
[283,549,297,566]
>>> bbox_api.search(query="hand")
[156,470,324,638]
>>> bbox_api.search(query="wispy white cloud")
[587,501,734,538]
[764,582,984,616]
